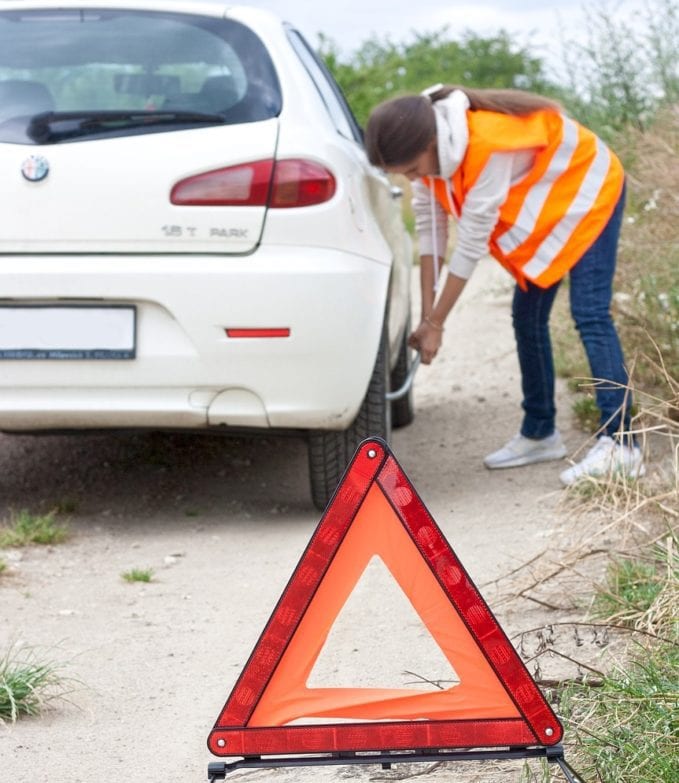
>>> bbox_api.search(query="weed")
[121,568,154,583]
[550,531,679,783]
[566,376,585,394]
[0,509,68,548]
[592,558,663,624]
[0,644,74,722]
[561,643,679,782]
[554,369,677,783]
[592,537,677,632]
[561,348,677,523]
[571,394,600,433]
[0,558,6,576]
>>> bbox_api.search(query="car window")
[286,28,363,144]
[0,9,282,143]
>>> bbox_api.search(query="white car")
[0,1,414,509]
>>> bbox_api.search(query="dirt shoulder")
[1,261,606,782]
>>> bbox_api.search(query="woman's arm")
[409,272,467,364]
[418,254,445,319]
[412,180,448,315]
[410,153,519,363]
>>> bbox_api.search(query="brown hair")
[365,85,561,168]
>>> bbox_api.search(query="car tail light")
[171,160,273,206]
[170,159,335,208]
[269,159,335,207]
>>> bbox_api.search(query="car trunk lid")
[0,120,279,254]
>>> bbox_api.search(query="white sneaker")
[559,436,645,486]
[484,431,567,469]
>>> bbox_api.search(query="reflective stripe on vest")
[425,110,624,289]
[495,116,580,256]
[523,134,612,280]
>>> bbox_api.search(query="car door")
[283,28,412,359]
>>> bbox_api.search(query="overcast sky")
[235,0,650,79]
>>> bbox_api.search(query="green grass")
[553,535,679,782]
[571,394,601,433]
[592,557,667,626]
[0,558,7,576]
[0,645,72,722]
[592,533,678,632]
[560,643,679,782]
[121,568,154,583]
[0,509,68,548]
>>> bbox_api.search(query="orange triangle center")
[250,482,520,725]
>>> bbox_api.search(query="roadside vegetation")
[0,508,74,720]
[121,567,155,584]
[0,644,75,723]
[0,508,68,548]
[325,2,677,780]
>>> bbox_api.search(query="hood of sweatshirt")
[431,89,470,179]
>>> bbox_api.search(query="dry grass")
[614,109,679,386]
[560,348,678,527]
[553,107,679,438]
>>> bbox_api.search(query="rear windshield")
[0,8,282,144]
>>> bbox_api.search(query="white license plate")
[0,305,136,359]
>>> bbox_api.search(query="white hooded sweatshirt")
[412,90,535,282]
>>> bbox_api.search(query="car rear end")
[0,2,404,434]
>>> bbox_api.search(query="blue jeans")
[512,187,631,441]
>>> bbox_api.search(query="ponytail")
[365,85,561,169]
[427,84,561,115]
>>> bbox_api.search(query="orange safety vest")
[424,109,624,289]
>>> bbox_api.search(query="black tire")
[390,314,415,429]
[308,324,391,511]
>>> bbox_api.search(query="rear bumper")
[0,246,393,431]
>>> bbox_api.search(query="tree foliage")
[319,28,552,127]
[553,0,679,138]
[319,1,679,140]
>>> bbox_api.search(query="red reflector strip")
[209,719,538,756]
[226,328,290,338]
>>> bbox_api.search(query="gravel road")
[1,261,586,783]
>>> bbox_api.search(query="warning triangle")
[208,439,563,757]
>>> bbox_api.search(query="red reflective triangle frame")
[208,439,563,756]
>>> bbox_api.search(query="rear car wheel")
[308,324,391,511]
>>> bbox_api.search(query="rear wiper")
[27,110,226,143]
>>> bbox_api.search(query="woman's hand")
[408,318,444,364]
